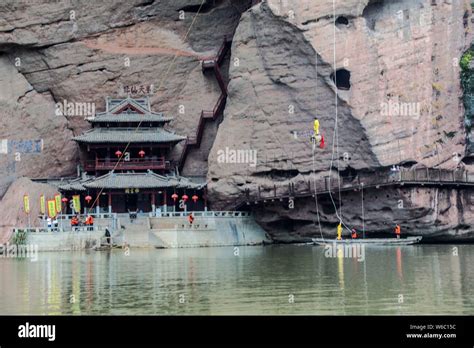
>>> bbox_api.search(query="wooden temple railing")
[224,167,474,211]
[178,36,233,171]
[85,157,169,171]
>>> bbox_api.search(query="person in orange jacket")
[395,224,401,239]
[188,213,194,225]
[351,228,358,239]
[85,215,94,231]
[71,215,79,230]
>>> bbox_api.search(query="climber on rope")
[311,118,325,149]
[336,222,342,240]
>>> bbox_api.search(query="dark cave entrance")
[340,166,358,180]
[331,69,351,90]
[336,16,349,26]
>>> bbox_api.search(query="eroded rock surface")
[207,0,474,240]
[1,0,474,242]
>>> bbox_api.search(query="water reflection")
[0,245,473,315]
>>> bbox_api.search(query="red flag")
[319,134,325,149]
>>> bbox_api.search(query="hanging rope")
[325,0,352,234]
[312,143,324,240]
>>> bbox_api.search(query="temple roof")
[87,112,173,124]
[56,178,87,191]
[107,97,150,114]
[73,128,186,144]
[87,97,173,123]
[58,172,204,191]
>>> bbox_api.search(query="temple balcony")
[84,157,170,172]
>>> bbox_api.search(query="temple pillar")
[163,190,168,213]
[151,191,156,215]
[204,187,208,212]
[108,192,112,214]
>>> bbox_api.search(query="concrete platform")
[13,212,272,251]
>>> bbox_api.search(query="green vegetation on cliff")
[461,47,474,153]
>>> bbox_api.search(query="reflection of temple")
[59,97,205,214]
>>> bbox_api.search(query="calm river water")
[0,244,473,315]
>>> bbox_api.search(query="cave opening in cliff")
[331,69,351,90]
[340,166,357,179]
[363,0,384,31]
[178,1,215,13]
[336,16,349,26]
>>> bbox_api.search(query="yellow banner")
[54,194,62,213]
[23,195,30,214]
[47,200,57,218]
[72,195,81,214]
[40,195,45,215]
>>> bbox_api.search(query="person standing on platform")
[394,224,401,239]
[351,228,358,239]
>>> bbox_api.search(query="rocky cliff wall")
[209,0,473,207]
[206,0,474,240]
[1,0,474,242]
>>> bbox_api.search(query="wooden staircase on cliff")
[178,36,232,171]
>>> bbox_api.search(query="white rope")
[361,183,365,239]
[311,21,325,241]
[312,143,324,240]
[326,0,351,233]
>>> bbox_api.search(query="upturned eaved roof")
[56,178,87,191]
[87,112,174,124]
[107,97,150,114]
[73,128,186,144]
[84,172,177,189]
[58,172,204,191]
[87,97,174,123]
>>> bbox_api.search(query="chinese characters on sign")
[122,85,154,96]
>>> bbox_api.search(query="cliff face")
[209,0,472,205]
[1,0,473,242]
[206,0,474,240]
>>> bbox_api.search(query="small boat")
[312,236,422,246]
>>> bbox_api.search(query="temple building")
[59,97,206,214]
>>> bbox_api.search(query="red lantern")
[85,195,92,203]
[192,195,198,203]
[61,197,68,203]
[182,194,189,202]
[138,150,145,158]
[171,193,178,201]
[115,150,122,157]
